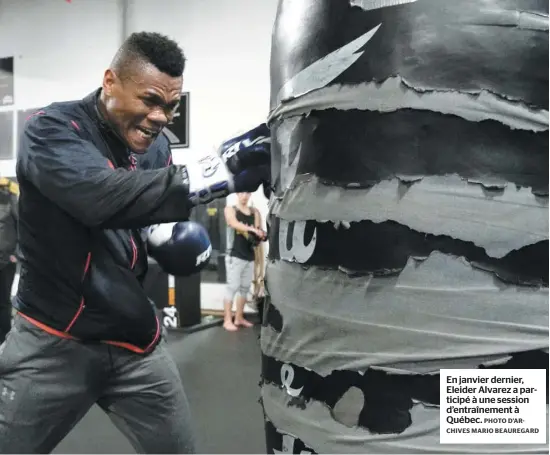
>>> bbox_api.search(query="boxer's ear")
[102,69,117,96]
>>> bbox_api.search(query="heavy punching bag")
[261,1,548,453]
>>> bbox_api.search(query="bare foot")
[223,320,238,332]
[234,318,254,328]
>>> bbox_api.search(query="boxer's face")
[102,62,183,153]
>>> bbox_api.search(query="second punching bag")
[261,0,548,453]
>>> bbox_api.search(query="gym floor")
[53,322,266,454]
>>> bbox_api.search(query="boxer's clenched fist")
[183,123,272,205]
[219,123,271,194]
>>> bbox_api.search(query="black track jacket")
[14,88,191,354]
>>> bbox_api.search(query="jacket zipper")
[70,154,155,349]
[129,235,138,269]
[64,251,92,332]
[128,154,139,270]
[127,153,160,350]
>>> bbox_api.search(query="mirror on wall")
[0,57,14,106]
[0,112,13,160]
[189,197,227,284]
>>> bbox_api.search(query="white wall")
[0,0,123,176]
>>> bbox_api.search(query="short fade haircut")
[111,31,186,79]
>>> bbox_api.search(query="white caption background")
[440,369,547,444]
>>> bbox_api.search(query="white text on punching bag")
[280,363,303,397]
[278,220,316,263]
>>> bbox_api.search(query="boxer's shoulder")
[24,99,89,135]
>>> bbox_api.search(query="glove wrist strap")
[182,155,235,206]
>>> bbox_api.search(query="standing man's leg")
[0,262,16,344]
[234,259,254,328]
[223,255,239,331]
[0,314,103,453]
[97,340,196,454]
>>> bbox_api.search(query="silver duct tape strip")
[274,24,381,106]
[270,76,548,132]
[464,9,549,31]
[261,255,548,375]
[350,0,417,12]
[261,383,550,454]
[273,117,303,191]
[262,324,520,374]
[271,175,548,259]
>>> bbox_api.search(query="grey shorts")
[0,314,196,454]
[225,256,254,300]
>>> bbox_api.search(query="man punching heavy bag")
[261,1,548,453]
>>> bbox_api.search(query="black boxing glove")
[146,221,212,276]
[219,123,271,173]
[218,123,272,194]
[182,124,272,206]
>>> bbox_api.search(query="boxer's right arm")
[19,113,197,229]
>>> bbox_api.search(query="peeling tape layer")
[350,0,417,11]
[261,352,548,435]
[261,352,549,400]
[271,175,548,259]
[269,111,548,196]
[265,420,317,454]
[261,382,550,454]
[261,255,548,374]
[269,117,304,194]
[267,216,548,286]
[472,9,549,31]
[269,76,548,132]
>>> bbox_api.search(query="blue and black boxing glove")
[182,123,271,206]
[146,221,212,276]
[218,123,271,189]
